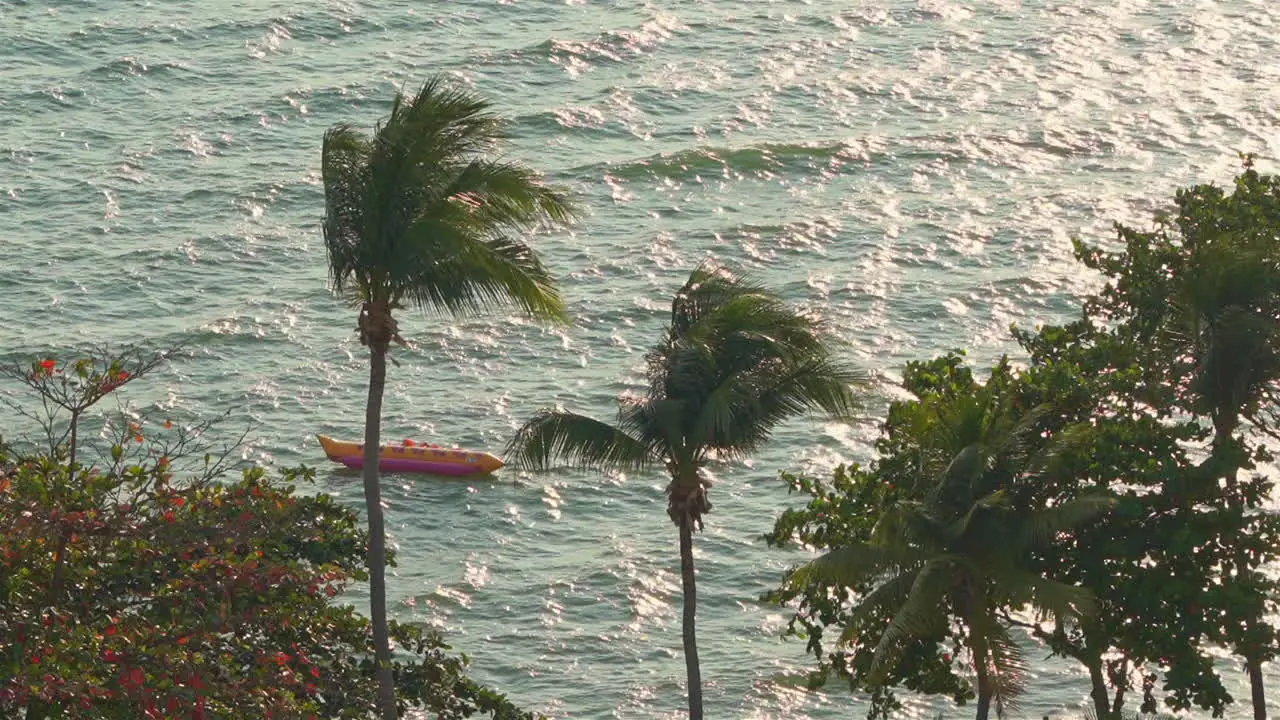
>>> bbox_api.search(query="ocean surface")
[2,0,1279,717]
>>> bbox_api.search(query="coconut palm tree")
[505,262,864,720]
[786,377,1111,720]
[322,78,576,720]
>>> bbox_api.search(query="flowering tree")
[0,348,536,719]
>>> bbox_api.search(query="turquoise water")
[3,0,1279,717]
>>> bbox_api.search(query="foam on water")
[3,0,1280,717]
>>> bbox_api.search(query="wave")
[565,123,1130,191]
[1,33,78,66]
[63,15,359,63]
[582,141,871,182]
[89,56,196,81]
[511,13,684,69]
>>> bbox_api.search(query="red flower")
[38,360,55,371]
[100,371,129,392]
[104,625,118,637]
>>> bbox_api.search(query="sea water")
[2,0,1278,717]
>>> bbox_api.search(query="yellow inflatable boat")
[317,435,504,476]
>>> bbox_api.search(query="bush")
[0,348,535,719]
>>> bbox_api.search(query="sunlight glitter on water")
[3,0,1280,716]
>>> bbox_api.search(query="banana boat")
[317,435,504,476]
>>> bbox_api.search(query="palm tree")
[321,78,576,720]
[786,377,1111,720]
[505,262,864,720]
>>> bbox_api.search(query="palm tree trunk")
[972,652,993,720]
[1214,416,1267,720]
[1086,656,1113,720]
[363,346,397,720]
[678,514,704,720]
[1249,661,1268,720]
[966,616,993,720]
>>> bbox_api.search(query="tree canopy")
[767,163,1280,720]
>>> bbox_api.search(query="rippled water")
[3,0,1279,717]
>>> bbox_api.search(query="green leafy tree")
[1074,160,1280,720]
[321,77,576,719]
[767,164,1280,720]
[1005,322,1245,719]
[0,351,537,720]
[770,357,1109,720]
[505,262,863,720]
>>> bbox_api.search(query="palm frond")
[505,409,654,473]
[321,75,575,326]
[985,400,1052,467]
[837,569,922,645]
[757,357,865,419]
[443,159,579,230]
[321,124,374,298]
[693,297,827,360]
[641,261,864,460]
[948,489,1013,544]
[787,542,929,591]
[936,442,985,495]
[974,614,1029,717]
[869,501,947,551]
[396,221,568,322]
[618,397,686,463]
[1004,569,1098,623]
[691,357,865,458]
[668,262,771,337]
[866,557,956,682]
[1018,493,1116,551]
[376,77,505,171]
